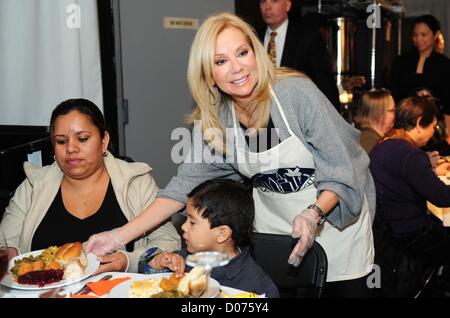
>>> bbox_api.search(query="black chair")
[372,208,440,298]
[252,233,328,298]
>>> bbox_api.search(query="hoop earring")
[53,155,56,161]
[103,151,108,157]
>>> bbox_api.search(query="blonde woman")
[87,13,375,297]
[355,89,395,154]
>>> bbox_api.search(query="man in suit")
[258,0,341,111]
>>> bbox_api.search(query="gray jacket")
[159,77,375,229]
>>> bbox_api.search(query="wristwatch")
[307,204,327,225]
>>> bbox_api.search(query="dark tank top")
[31,181,133,251]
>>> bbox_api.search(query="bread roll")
[189,272,207,297]
[55,242,88,280]
[55,242,82,265]
[177,267,207,297]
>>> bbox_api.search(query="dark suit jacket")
[258,20,340,111]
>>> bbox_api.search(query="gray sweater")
[159,77,375,229]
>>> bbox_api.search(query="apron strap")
[269,86,296,137]
[230,101,244,148]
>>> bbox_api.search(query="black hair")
[413,15,441,34]
[395,96,439,131]
[187,178,254,248]
[50,98,108,140]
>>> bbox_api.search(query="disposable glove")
[84,227,125,256]
[288,208,318,266]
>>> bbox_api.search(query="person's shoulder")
[379,138,410,148]
[360,128,380,143]
[288,19,313,33]
[106,154,152,176]
[372,139,418,157]
[275,75,312,90]
[239,248,268,276]
[274,75,321,105]
[430,51,450,64]
[23,161,60,183]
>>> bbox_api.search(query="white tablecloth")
[427,176,450,227]
[1,271,252,298]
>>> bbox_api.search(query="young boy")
[138,178,279,297]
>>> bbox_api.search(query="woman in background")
[370,96,450,267]
[389,15,450,144]
[354,88,395,154]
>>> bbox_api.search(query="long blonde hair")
[186,12,303,154]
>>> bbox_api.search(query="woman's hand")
[94,252,128,275]
[150,252,185,278]
[427,151,440,169]
[435,162,450,176]
[84,228,125,256]
[288,209,318,266]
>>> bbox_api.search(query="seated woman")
[0,99,180,273]
[354,88,395,154]
[370,96,450,276]
[389,15,450,144]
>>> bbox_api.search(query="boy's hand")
[150,251,185,277]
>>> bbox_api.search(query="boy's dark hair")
[187,178,254,248]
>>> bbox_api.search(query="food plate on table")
[0,249,99,290]
[108,272,220,298]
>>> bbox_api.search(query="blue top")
[370,138,450,237]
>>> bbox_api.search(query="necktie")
[267,31,277,66]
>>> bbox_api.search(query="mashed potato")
[129,278,162,298]
[64,262,84,282]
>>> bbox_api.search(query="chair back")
[252,233,328,297]
[373,207,438,297]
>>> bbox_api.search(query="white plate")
[108,273,220,298]
[0,250,99,290]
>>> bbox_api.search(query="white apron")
[231,89,374,282]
